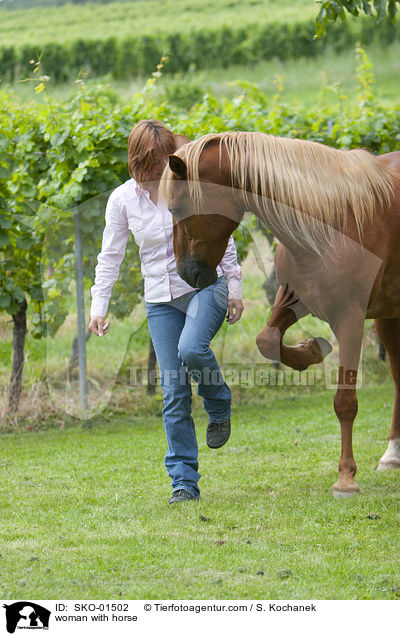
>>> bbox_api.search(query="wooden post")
[73,207,88,411]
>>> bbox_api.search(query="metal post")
[73,207,88,411]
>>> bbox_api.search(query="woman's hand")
[88,316,110,336]
[226,299,244,324]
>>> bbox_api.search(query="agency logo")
[2,602,51,633]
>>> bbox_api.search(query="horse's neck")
[239,191,306,255]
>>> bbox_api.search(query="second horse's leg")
[375,318,400,470]
[256,285,332,371]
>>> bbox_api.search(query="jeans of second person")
[145,275,231,498]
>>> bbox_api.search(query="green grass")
[8,39,400,109]
[0,0,314,47]
[0,233,397,599]
[0,385,399,599]
[190,40,400,107]
[0,0,137,8]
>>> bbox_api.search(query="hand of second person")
[226,299,244,324]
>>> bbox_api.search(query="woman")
[89,119,243,504]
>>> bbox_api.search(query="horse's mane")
[160,131,395,253]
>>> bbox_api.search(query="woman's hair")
[128,119,175,184]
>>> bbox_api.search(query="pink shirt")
[90,178,242,318]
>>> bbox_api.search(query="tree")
[0,90,49,415]
[315,1,399,36]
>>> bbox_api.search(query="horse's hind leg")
[375,318,400,470]
[256,284,332,371]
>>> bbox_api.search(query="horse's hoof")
[377,460,400,471]
[377,440,400,471]
[332,488,360,499]
[332,478,360,498]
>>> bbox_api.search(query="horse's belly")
[275,246,366,323]
[275,258,333,321]
[366,265,400,319]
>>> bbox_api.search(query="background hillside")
[1,0,399,87]
[0,0,140,8]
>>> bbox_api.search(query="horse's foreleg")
[375,318,400,470]
[331,310,364,498]
[256,285,332,371]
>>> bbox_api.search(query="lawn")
[1,384,399,599]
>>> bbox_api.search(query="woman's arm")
[89,190,131,323]
[219,235,243,300]
[218,235,244,324]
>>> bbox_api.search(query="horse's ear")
[173,134,190,151]
[168,154,187,179]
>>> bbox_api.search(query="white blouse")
[90,178,243,319]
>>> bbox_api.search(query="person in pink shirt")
[89,120,243,504]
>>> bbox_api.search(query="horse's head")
[160,147,241,289]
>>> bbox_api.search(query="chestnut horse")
[159,131,400,498]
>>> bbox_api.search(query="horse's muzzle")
[177,257,218,289]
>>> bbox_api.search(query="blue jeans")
[145,275,231,499]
